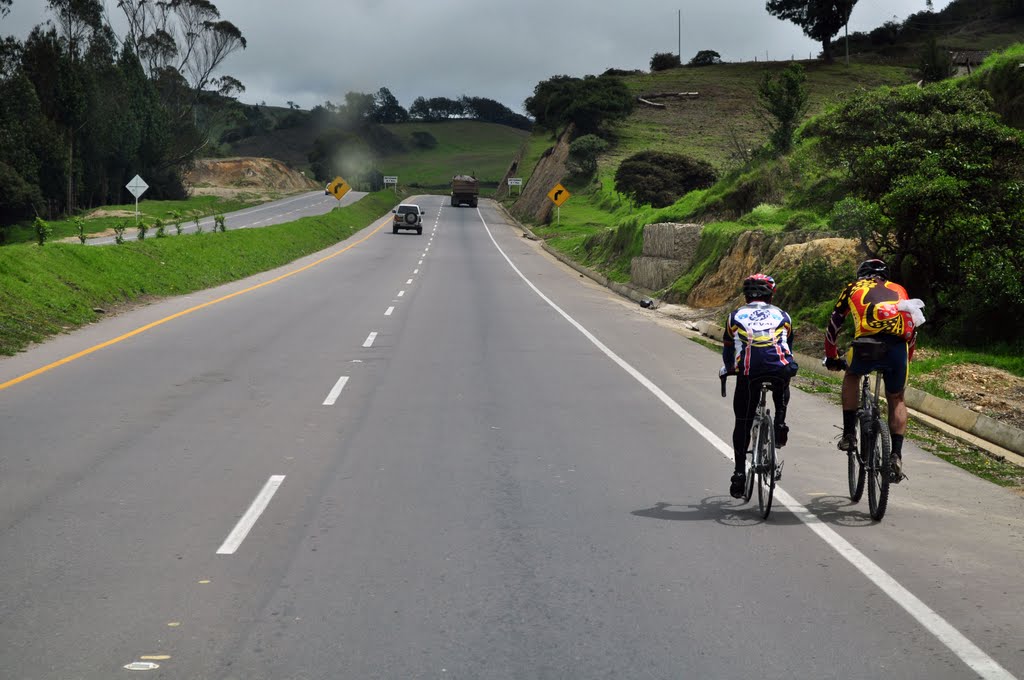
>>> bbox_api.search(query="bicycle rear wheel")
[757,417,776,519]
[848,416,866,502]
[867,420,892,521]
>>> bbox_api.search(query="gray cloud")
[3,0,946,112]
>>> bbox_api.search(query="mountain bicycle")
[721,372,783,519]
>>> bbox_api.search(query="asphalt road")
[86,189,366,244]
[1,197,1021,679]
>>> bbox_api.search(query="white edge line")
[385,306,395,316]
[476,207,1016,680]
[216,475,286,555]
[363,332,378,348]
[322,375,350,406]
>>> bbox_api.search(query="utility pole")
[678,9,681,63]
[845,21,850,66]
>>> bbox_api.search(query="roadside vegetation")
[0,191,401,356]
[513,39,1024,385]
[2,195,266,245]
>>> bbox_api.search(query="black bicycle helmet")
[742,273,776,301]
[856,258,889,280]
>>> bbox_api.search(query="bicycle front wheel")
[867,421,892,521]
[848,417,866,502]
[757,418,776,519]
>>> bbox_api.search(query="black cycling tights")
[732,375,790,474]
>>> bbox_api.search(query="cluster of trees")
[408,95,532,129]
[0,0,245,229]
[524,74,634,137]
[256,89,532,132]
[806,84,1024,340]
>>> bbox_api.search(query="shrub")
[756,63,809,154]
[774,257,850,321]
[154,218,166,238]
[169,210,183,235]
[75,217,86,244]
[650,52,681,71]
[214,214,226,232]
[410,131,438,149]
[614,151,717,208]
[137,222,148,240]
[33,217,51,246]
[113,222,126,245]
[568,134,609,178]
[689,50,722,66]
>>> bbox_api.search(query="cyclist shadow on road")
[631,498,802,527]
[801,495,876,528]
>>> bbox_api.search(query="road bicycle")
[833,343,896,521]
[721,373,783,519]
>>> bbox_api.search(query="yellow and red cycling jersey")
[824,278,917,359]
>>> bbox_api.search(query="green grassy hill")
[379,121,529,189]
[606,61,912,173]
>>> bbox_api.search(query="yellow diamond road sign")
[327,177,350,200]
[547,183,570,207]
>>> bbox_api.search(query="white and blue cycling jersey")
[722,301,795,376]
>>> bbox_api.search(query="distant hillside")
[218,117,527,192]
[844,0,1024,60]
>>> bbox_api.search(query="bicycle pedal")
[774,461,784,482]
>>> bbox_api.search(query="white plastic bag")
[898,298,927,327]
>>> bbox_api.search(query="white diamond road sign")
[126,175,149,199]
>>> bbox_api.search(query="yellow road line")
[0,217,390,393]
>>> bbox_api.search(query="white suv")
[392,204,423,235]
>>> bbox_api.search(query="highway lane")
[0,197,1021,679]
[86,188,366,245]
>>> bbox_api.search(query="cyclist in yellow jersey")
[823,259,923,481]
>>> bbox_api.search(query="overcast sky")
[3,0,948,113]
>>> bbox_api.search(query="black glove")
[823,357,848,372]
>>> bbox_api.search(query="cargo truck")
[450,175,479,208]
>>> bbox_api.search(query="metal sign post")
[126,174,149,224]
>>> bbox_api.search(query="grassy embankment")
[0,191,401,356]
[519,61,910,279]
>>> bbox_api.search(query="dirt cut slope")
[186,157,318,198]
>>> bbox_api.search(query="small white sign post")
[383,176,398,194]
[508,177,522,195]
[126,175,149,224]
